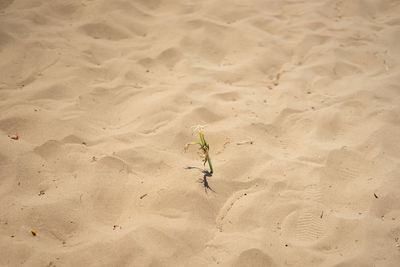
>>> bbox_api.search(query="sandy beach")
[1,0,400,266]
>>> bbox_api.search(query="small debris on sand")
[236,139,254,145]
[113,225,122,230]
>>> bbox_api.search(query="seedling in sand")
[185,125,213,174]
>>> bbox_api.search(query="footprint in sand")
[282,204,327,244]
[281,182,330,244]
[320,147,377,214]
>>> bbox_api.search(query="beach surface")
[1,0,400,266]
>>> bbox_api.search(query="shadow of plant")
[185,166,215,193]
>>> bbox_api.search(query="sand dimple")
[79,22,130,40]
[0,0,13,10]
[233,248,276,267]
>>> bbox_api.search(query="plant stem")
[207,154,213,173]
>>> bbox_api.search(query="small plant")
[184,125,213,174]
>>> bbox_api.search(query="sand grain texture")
[1,0,400,266]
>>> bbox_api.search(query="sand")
[1,0,400,266]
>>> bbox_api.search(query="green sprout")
[184,125,213,174]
